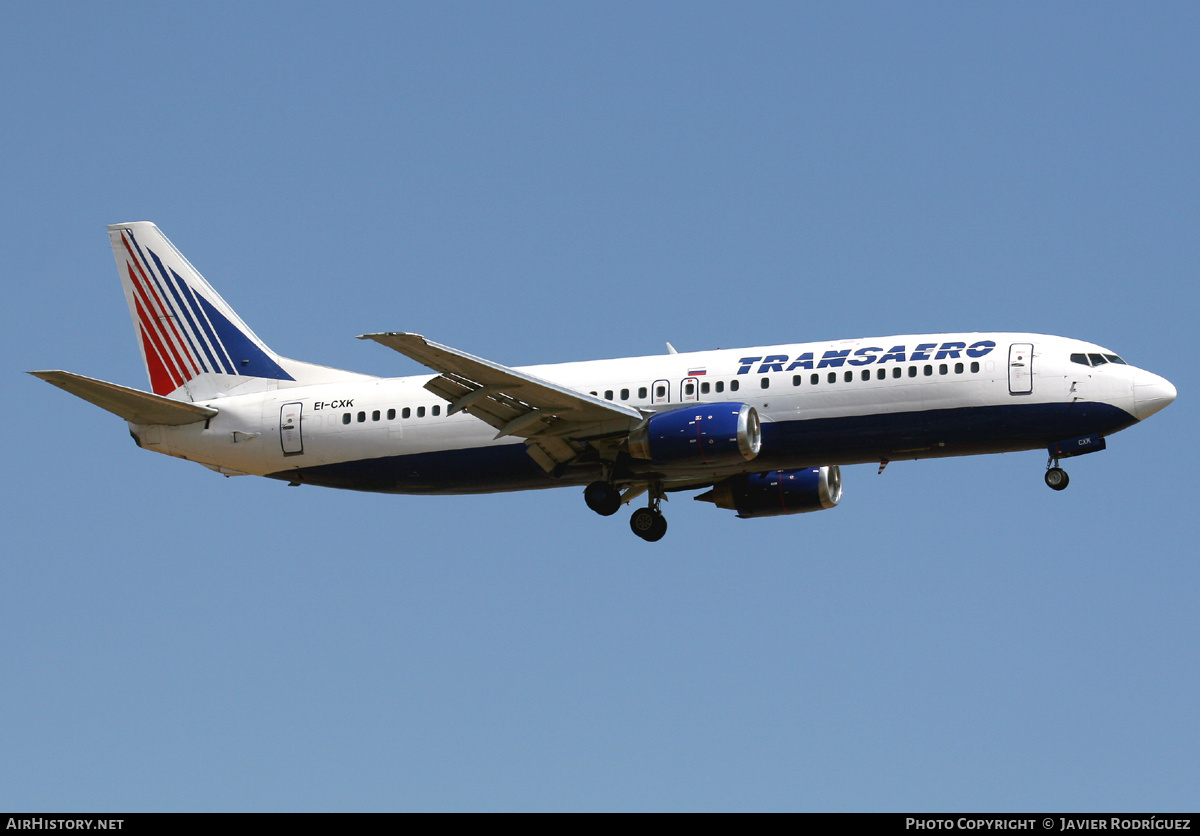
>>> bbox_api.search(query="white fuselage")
[128,332,1171,495]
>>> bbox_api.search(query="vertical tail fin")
[108,222,366,400]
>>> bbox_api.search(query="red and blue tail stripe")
[141,243,229,376]
[116,227,293,395]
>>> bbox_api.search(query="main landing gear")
[1045,457,1069,491]
[584,480,622,516]
[584,479,669,541]
[629,505,668,542]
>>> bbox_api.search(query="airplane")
[31,222,1177,541]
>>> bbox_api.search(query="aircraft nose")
[1132,371,1177,421]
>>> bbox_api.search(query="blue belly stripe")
[267,401,1137,495]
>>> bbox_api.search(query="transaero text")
[737,341,997,374]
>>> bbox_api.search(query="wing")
[358,332,644,471]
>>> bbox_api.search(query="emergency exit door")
[680,377,699,403]
[652,380,671,405]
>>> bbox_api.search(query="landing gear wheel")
[630,508,668,542]
[1045,467,1069,491]
[584,481,621,516]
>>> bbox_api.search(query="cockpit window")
[1072,352,1128,367]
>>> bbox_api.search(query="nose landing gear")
[1043,434,1106,491]
[1045,455,1069,491]
[1045,466,1069,491]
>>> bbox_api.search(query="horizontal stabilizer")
[29,370,218,425]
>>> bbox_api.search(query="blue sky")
[2,2,1197,811]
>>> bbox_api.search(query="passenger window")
[684,383,695,396]
[760,377,770,389]
[387,408,396,420]
[417,406,425,418]
[357,411,366,422]
[621,388,630,400]
[844,371,852,383]
[655,385,665,398]
[639,387,648,399]
[715,381,724,393]
[970,361,980,373]
[924,365,933,376]
[939,364,948,375]
[700,382,710,395]
[954,363,963,374]
[828,372,837,384]
[793,375,802,386]
[908,367,917,378]
[402,407,411,419]
[372,410,380,421]
[432,405,440,416]
[810,373,818,385]
[861,370,870,381]
[892,367,901,379]
[605,390,614,400]
[730,380,740,392]
[342,413,351,425]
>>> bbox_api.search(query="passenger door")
[1008,343,1033,395]
[280,402,304,455]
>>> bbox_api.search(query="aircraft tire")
[646,513,667,542]
[585,481,622,516]
[630,508,667,542]
[1045,467,1069,491]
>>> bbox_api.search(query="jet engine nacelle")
[696,466,842,518]
[628,402,761,467]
